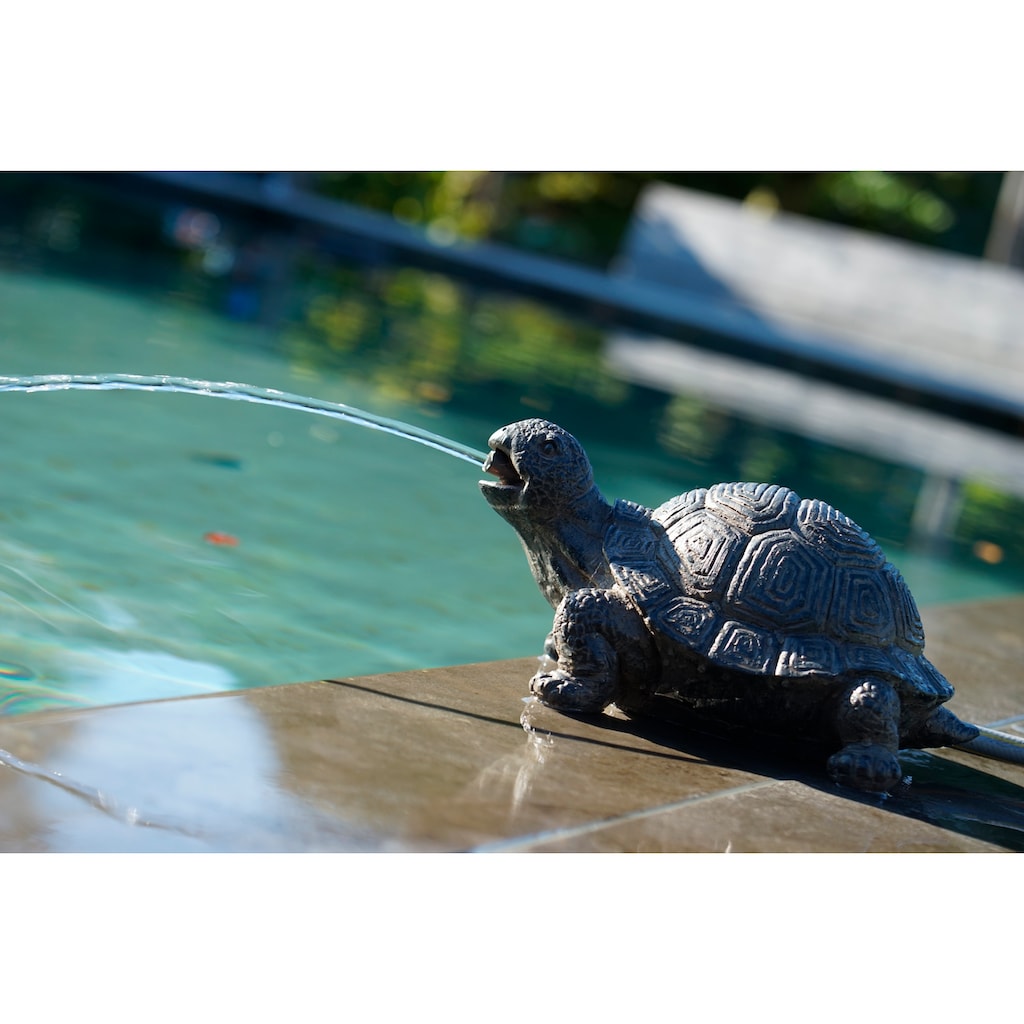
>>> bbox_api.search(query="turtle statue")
[480,417,980,794]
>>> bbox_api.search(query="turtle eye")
[541,437,560,457]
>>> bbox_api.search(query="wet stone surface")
[1,595,1023,852]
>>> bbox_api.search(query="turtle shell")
[604,484,950,700]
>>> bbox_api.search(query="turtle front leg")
[826,676,902,793]
[531,588,654,714]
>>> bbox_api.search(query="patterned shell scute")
[726,530,833,632]
[613,563,675,608]
[707,620,779,674]
[776,635,840,677]
[705,482,800,533]
[830,564,897,646]
[654,488,744,603]
[796,498,884,569]
[654,595,721,651]
[844,642,902,676]
[605,499,679,610]
[607,485,940,694]
[895,649,954,700]
[887,563,926,652]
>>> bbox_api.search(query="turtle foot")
[827,743,902,793]
[530,669,611,714]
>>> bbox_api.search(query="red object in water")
[204,531,239,546]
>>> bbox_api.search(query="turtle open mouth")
[480,446,525,496]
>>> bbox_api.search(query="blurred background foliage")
[312,171,1006,266]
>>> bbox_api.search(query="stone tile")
[1,597,1022,852]
[495,780,1006,853]
[0,660,775,852]
[919,596,1024,727]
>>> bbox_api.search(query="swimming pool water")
[0,274,546,712]
[2,202,1023,715]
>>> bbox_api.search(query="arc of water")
[0,374,487,467]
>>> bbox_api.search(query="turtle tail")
[908,706,979,748]
[907,707,1024,768]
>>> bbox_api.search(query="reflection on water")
[0,742,206,841]
[0,663,33,681]
[0,695,390,852]
[59,647,236,702]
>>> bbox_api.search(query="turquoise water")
[0,275,533,712]
[2,213,1023,714]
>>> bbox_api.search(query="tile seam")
[471,778,780,853]
[984,714,1024,728]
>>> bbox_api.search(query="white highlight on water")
[0,373,488,466]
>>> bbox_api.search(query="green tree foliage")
[314,171,1005,267]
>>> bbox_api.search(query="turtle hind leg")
[826,677,903,793]
[531,588,653,714]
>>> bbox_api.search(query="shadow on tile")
[565,707,1024,852]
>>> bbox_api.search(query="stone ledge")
[1,597,1022,852]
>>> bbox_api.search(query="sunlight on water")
[0,662,34,682]
[0,373,488,467]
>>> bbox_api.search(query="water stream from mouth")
[0,373,488,466]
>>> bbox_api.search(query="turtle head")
[480,419,614,607]
[480,419,596,523]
